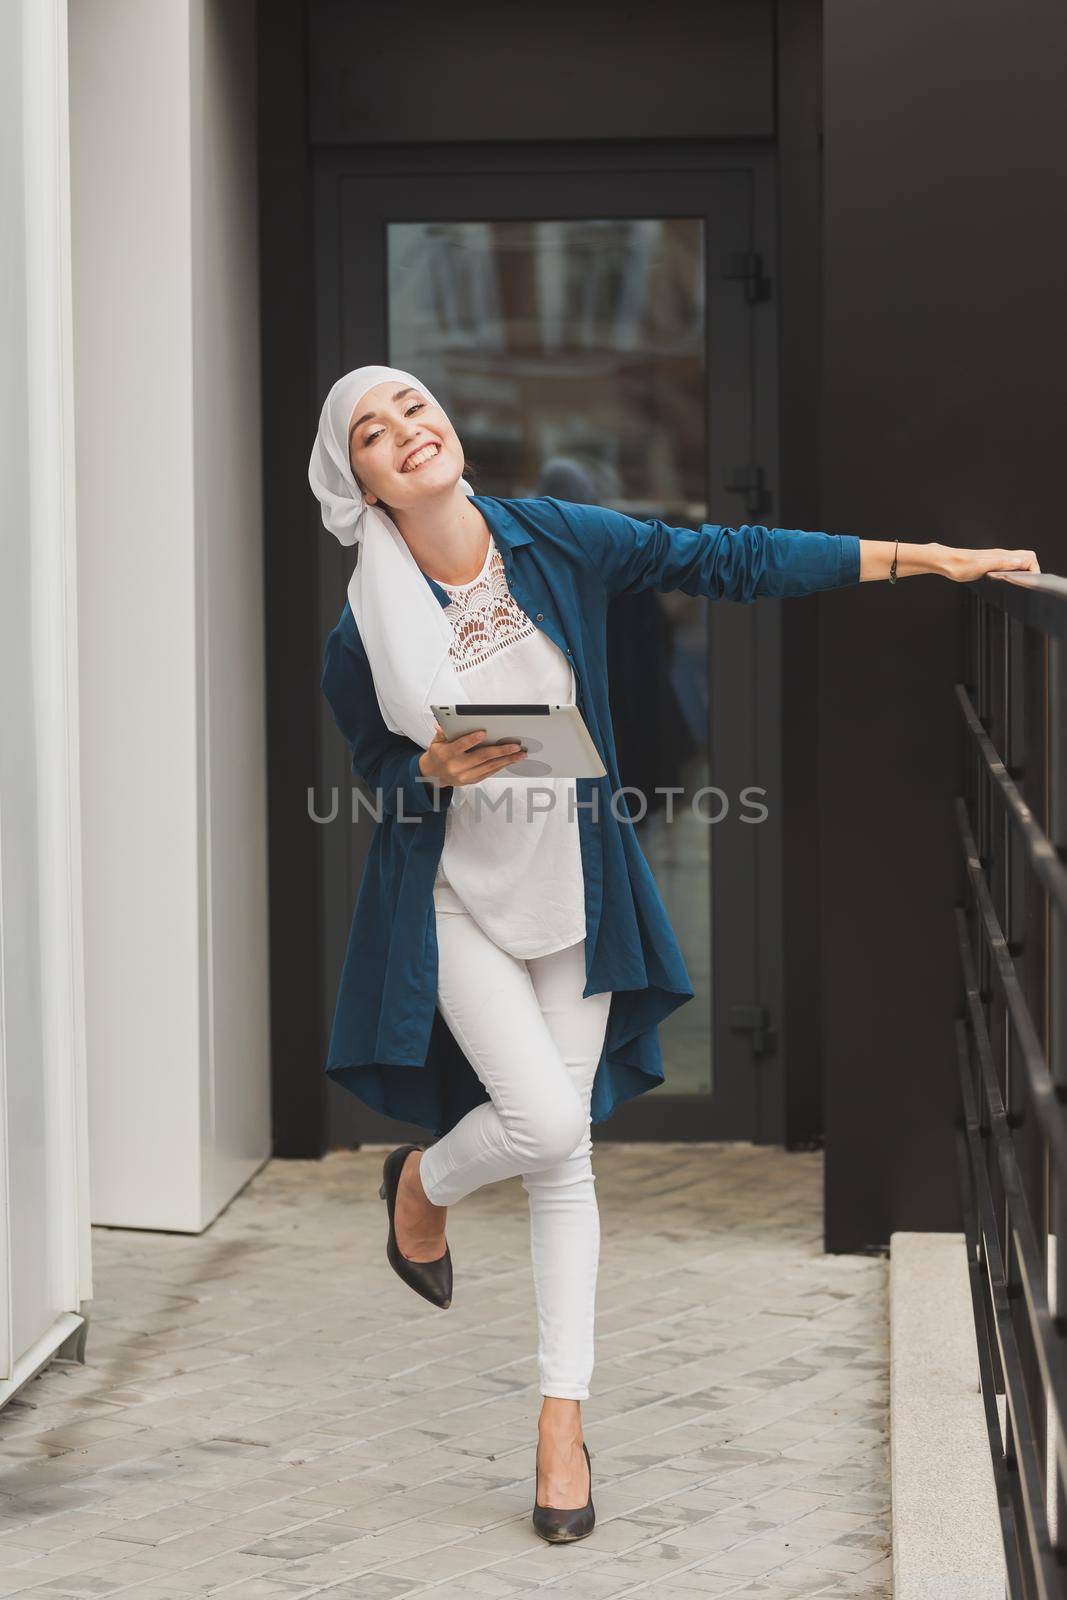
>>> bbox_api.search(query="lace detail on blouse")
[439,541,537,673]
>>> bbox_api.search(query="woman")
[308,363,1038,1544]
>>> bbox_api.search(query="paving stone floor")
[0,1143,890,1600]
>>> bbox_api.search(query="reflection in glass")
[389,219,711,1095]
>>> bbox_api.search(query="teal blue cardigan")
[321,495,861,1135]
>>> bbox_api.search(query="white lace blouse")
[428,533,587,959]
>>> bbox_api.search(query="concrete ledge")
[890,1231,1005,1600]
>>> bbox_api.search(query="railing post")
[1051,633,1067,1555]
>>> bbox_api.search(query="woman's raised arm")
[546,498,1040,600]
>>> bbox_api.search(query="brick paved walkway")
[0,1144,890,1599]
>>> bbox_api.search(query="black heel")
[379,1144,452,1310]
[532,1440,595,1543]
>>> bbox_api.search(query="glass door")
[316,161,773,1143]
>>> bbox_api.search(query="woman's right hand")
[936,544,1040,582]
[418,721,526,787]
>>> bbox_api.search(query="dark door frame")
[317,151,783,1150]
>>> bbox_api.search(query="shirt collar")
[472,494,533,549]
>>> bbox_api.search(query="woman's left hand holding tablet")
[418,722,526,787]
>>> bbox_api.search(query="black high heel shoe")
[532,1440,595,1543]
[378,1144,452,1310]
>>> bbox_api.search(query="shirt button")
[536,612,544,622]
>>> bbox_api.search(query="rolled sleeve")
[752,527,863,598]
[550,498,863,603]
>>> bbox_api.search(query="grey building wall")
[819,0,1067,1249]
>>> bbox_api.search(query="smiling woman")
[307,359,1040,1540]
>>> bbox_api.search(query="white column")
[69,0,271,1232]
[0,0,92,1404]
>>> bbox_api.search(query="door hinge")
[724,250,771,303]
[724,463,768,518]
[729,1003,774,1059]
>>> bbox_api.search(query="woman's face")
[347,381,464,512]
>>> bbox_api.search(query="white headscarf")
[308,364,475,753]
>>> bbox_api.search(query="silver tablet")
[430,703,607,780]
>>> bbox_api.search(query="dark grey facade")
[819,0,1067,1247]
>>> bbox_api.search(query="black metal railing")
[956,569,1067,1599]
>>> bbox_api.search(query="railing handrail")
[978,569,1067,641]
[984,570,1067,596]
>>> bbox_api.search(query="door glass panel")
[388,218,711,1096]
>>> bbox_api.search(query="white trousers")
[418,906,612,1401]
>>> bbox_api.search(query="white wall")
[189,0,272,1221]
[0,0,92,1403]
[69,0,271,1231]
